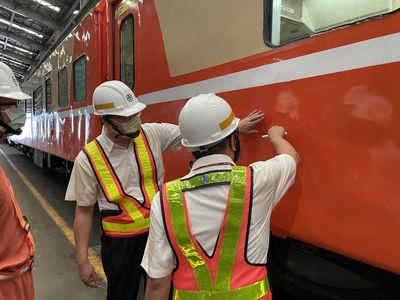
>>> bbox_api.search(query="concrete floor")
[0,144,107,300]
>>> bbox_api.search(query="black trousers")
[101,233,148,300]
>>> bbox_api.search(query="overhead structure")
[0,0,83,83]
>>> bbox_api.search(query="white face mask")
[0,106,26,133]
[119,115,141,134]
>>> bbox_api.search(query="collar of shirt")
[183,154,235,179]
[98,126,132,153]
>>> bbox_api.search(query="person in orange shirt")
[0,62,35,300]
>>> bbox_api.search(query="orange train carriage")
[9,0,400,298]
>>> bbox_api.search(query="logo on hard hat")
[126,94,134,102]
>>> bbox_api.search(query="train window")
[32,86,43,116]
[24,99,32,114]
[58,67,69,108]
[45,77,52,112]
[266,0,400,46]
[120,15,134,88]
[73,56,87,103]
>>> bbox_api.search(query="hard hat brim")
[1,91,32,100]
[94,102,146,116]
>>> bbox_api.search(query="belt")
[0,259,34,281]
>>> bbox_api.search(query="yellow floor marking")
[0,149,107,285]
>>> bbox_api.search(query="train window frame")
[58,67,69,108]
[73,55,87,103]
[120,14,134,89]
[264,0,400,47]
[32,85,43,116]
[45,76,52,112]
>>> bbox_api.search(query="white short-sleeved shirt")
[65,123,181,210]
[141,153,297,279]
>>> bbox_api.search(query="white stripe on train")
[139,32,400,104]
[58,32,400,118]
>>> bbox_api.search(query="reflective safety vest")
[83,130,159,237]
[0,169,34,281]
[162,166,271,300]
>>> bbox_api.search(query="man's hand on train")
[238,109,265,135]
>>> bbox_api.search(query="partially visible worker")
[142,93,300,300]
[65,81,264,300]
[0,62,35,300]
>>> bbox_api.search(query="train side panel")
[134,0,400,276]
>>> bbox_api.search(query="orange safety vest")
[83,129,159,237]
[162,166,271,300]
[0,168,35,282]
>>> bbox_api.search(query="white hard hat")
[179,93,240,151]
[93,80,146,117]
[0,62,31,100]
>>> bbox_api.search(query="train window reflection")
[120,15,134,89]
[266,0,400,46]
[33,86,43,116]
[58,67,69,108]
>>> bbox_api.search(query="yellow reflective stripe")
[102,218,149,232]
[219,111,235,130]
[215,166,247,289]
[94,102,115,110]
[174,278,269,300]
[135,132,157,202]
[166,180,213,290]
[180,171,231,190]
[85,141,148,232]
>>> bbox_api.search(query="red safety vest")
[162,166,271,300]
[83,129,159,237]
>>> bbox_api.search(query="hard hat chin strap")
[103,116,140,139]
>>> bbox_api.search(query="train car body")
[10,0,400,298]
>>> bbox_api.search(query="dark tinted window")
[120,15,134,88]
[74,56,86,102]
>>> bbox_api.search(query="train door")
[112,0,137,90]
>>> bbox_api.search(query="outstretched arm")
[238,109,265,135]
[268,126,301,166]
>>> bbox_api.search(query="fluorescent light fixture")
[0,55,28,68]
[0,19,44,38]
[0,40,35,56]
[32,0,60,13]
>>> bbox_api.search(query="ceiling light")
[0,55,28,68]
[32,0,60,13]
[0,40,35,56]
[0,19,44,38]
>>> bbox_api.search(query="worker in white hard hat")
[65,81,264,300]
[142,93,300,300]
[0,61,35,300]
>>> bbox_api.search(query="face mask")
[0,105,26,135]
[119,115,141,134]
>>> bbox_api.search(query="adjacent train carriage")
[10,0,400,298]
